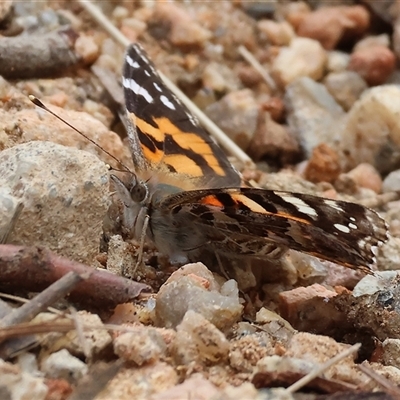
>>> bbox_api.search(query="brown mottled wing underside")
[161,188,388,271]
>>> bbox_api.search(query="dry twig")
[0,26,80,78]
[238,45,277,91]
[0,245,151,310]
[0,271,83,330]
[69,307,91,359]
[358,363,400,398]
[0,202,23,244]
[285,343,361,394]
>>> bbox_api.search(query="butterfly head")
[110,173,149,206]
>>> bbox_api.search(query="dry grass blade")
[0,202,24,244]
[0,320,75,342]
[285,343,361,394]
[69,307,91,359]
[0,271,83,332]
[77,0,253,165]
[238,45,277,91]
[358,363,400,397]
[0,26,79,79]
[0,292,63,315]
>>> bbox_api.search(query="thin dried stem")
[238,45,277,91]
[70,307,91,359]
[77,0,252,164]
[0,272,83,330]
[358,363,400,397]
[285,343,361,394]
[0,202,24,244]
[0,319,154,342]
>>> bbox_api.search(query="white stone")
[272,37,327,86]
[285,77,345,158]
[340,85,400,173]
[41,349,88,382]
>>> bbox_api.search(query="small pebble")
[152,3,212,47]
[257,19,294,46]
[155,262,242,330]
[353,271,398,298]
[382,339,400,369]
[348,45,396,86]
[96,362,178,400]
[383,169,400,192]
[261,97,285,122]
[247,111,299,164]
[272,37,327,86]
[304,143,341,184]
[114,326,168,366]
[40,311,112,357]
[285,77,345,158]
[202,62,241,93]
[171,310,230,365]
[205,89,258,149]
[327,50,350,73]
[341,85,400,173]
[112,5,129,21]
[285,333,363,383]
[0,359,48,400]
[41,349,88,382]
[324,70,367,111]
[354,34,391,51]
[74,34,99,65]
[295,6,370,50]
[346,163,382,193]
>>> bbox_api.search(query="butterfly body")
[113,43,388,274]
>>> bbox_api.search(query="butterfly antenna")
[29,95,133,174]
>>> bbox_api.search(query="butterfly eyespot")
[130,182,148,203]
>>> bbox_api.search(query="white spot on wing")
[279,194,318,218]
[126,55,140,69]
[122,77,153,103]
[160,95,175,110]
[154,82,162,92]
[323,199,344,212]
[349,223,358,230]
[334,223,351,233]
[186,111,198,125]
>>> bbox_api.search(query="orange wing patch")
[200,195,225,208]
[136,115,227,178]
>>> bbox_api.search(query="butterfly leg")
[133,213,150,273]
[215,252,231,281]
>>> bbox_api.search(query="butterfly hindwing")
[160,188,388,270]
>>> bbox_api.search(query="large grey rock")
[285,77,345,158]
[0,141,110,263]
[340,85,400,174]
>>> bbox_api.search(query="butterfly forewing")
[122,44,241,189]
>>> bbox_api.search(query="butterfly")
[110,43,388,274]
